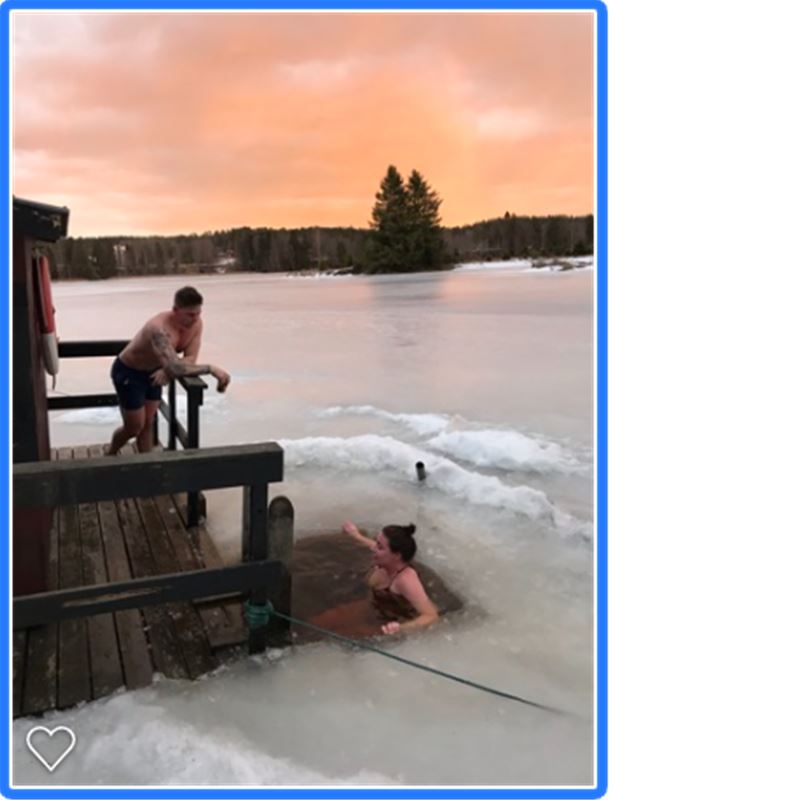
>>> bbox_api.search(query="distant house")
[208,255,235,274]
[113,243,129,274]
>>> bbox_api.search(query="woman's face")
[373,532,401,571]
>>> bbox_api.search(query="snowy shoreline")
[51,256,594,287]
[454,255,594,272]
[290,255,594,279]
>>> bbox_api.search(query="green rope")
[245,600,272,629]
[260,602,565,715]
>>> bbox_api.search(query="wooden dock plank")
[91,444,153,691]
[171,493,233,580]
[173,492,248,643]
[116,496,189,679]
[153,494,208,569]
[172,494,216,557]
[77,445,124,700]
[20,504,59,716]
[181,493,248,647]
[175,492,248,641]
[154,495,243,649]
[201,601,247,648]
[136,497,217,679]
[13,630,27,718]
[22,626,58,715]
[55,447,92,710]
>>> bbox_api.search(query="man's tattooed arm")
[150,326,230,392]
[151,328,214,378]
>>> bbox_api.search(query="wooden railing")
[48,339,207,525]
[13,443,288,653]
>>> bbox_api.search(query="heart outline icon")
[25,726,77,773]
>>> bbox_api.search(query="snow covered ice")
[14,263,595,786]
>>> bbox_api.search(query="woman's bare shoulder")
[395,566,422,591]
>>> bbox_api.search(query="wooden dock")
[13,444,248,719]
[13,204,287,721]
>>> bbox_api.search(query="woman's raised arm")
[342,521,376,551]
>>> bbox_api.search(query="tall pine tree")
[406,169,444,270]
[367,165,410,273]
[367,165,446,273]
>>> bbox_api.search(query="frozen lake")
[13,261,595,786]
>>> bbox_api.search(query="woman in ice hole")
[342,521,439,635]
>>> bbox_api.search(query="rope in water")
[245,601,566,715]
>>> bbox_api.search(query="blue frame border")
[0,1,608,797]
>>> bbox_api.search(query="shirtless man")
[108,286,231,455]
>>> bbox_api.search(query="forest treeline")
[48,212,593,281]
[45,166,592,280]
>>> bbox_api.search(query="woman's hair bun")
[383,524,418,561]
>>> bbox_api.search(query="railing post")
[241,489,251,563]
[186,384,203,526]
[187,385,201,449]
[243,482,269,654]
[168,379,177,450]
[265,496,294,646]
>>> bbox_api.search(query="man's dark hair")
[174,286,203,308]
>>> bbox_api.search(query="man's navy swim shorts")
[111,357,162,410]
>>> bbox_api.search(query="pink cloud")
[13,11,595,235]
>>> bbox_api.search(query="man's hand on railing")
[211,366,231,393]
[150,365,228,392]
[150,368,171,387]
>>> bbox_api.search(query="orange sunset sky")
[12,11,595,237]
